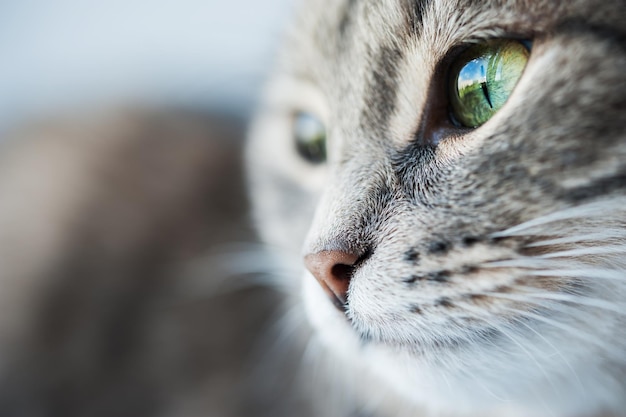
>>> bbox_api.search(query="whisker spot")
[427,270,451,283]
[436,297,455,308]
[428,240,451,255]
[461,235,482,247]
[460,264,478,274]
[403,275,421,284]
[410,304,423,314]
[404,248,421,263]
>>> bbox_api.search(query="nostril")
[304,250,360,309]
[331,263,354,283]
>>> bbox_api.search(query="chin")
[301,271,624,417]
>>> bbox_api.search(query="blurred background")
[0,2,310,417]
[0,0,294,131]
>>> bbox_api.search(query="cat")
[247,0,626,416]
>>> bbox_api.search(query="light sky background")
[0,0,295,132]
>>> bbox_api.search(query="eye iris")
[450,40,529,128]
[294,112,327,164]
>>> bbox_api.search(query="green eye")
[293,112,327,164]
[449,40,530,128]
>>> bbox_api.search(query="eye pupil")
[293,112,327,164]
[481,81,493,108]
[450,40,530,128]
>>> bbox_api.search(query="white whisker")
[456,305,560,409]
[526,268,625,281]
[174,242,302,298]
[527,232,626,247]
[539,245,626,259]
[481,289,626,316]
[483,257,625,285]
[508,315,586,395]
[484,258,562,269]
[459,304,562,399]
[499,305,613,354]
[491,198,626,238]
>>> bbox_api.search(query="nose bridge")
[302,158,392,257]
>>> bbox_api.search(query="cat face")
[248,0,626,415]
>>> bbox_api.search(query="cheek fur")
[247,0,626,415]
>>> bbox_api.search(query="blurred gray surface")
[0,109,310,417]
[0,3,309,415]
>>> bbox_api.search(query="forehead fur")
[281,0,626,111]
[286,0,625,56]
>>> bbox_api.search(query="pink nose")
[304,250,359,309]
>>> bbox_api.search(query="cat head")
[248,0,626,415]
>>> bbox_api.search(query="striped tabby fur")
[248,1,626,416]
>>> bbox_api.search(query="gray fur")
[248,0,626,416]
